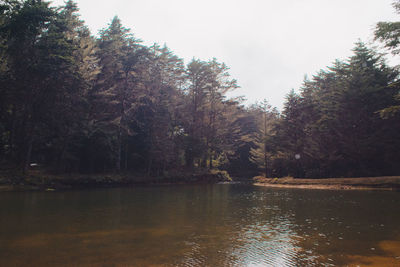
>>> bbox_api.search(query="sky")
[50,0,399,109]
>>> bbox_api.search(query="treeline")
[271,43,400,177]
[0,0,259,176]
[1,0,400,178]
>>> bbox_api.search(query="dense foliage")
[1,0,400,179]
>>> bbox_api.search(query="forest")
[1,0,400,179]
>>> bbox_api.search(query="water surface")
[0,184,399,266]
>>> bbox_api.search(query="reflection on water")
[0,185,399,266]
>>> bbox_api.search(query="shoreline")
[253,176,400,191]
[3,171,400,192]
[0,170,232,192]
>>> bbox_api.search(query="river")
[0,184,399,266]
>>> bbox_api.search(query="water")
[0,184,399,266]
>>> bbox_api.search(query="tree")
[93,16,145,172]
[249,99,278,177]
[374,0,400,118]
[375,0,400,55]
[141,44,185,175]
[1,0,84,173]
[223,103,260,178]
[274,89,307,177]
[274,42,400,177]
[183,58,238,169]
[183,59,210,168]
[44,0,99,172]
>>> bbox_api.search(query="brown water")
[0,184,399,266]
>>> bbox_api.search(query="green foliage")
[374,1,400,118]
[210,169,232,181]
[0,0,252,177]
[249,99,279,177]
[375,0,400,54]
[272,42,400,178]
[183,58,239,170]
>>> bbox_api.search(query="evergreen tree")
[275,42,400,177]
[46,0,98,172]
[141,44,185,175]
[1,0,83,172]
[374,0,400,118]
[275,89,307,177]
[249,99,278,177]
[183,58,238,169]
[94,16,145,172]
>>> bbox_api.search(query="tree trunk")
[185,148,193,169]
[124,143,128,170]
[264,151,268,178]
[116,126,122,172]
[201,154,207,168]
[163,159,166,175]
[263,104,268,178]
[147,158,153,176]
[57,130,72,172]
[23,129,34,174]
[9,105,17,160]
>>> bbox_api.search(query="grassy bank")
[0,169,232,192]
[253,176,400,190]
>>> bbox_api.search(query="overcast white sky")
[50,0,399,109]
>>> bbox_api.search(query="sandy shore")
[253,176,400,190]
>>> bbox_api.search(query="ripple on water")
[0,185,400,266]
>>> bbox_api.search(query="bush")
[210,169,232,182]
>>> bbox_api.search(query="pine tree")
[94,16,145,171]
[374,0,400,118]
[183,58,238,169]
[141,44,185,175]
[1,0,84,173]
[249,99,277,177]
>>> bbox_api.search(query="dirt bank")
[253,176,400,190]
